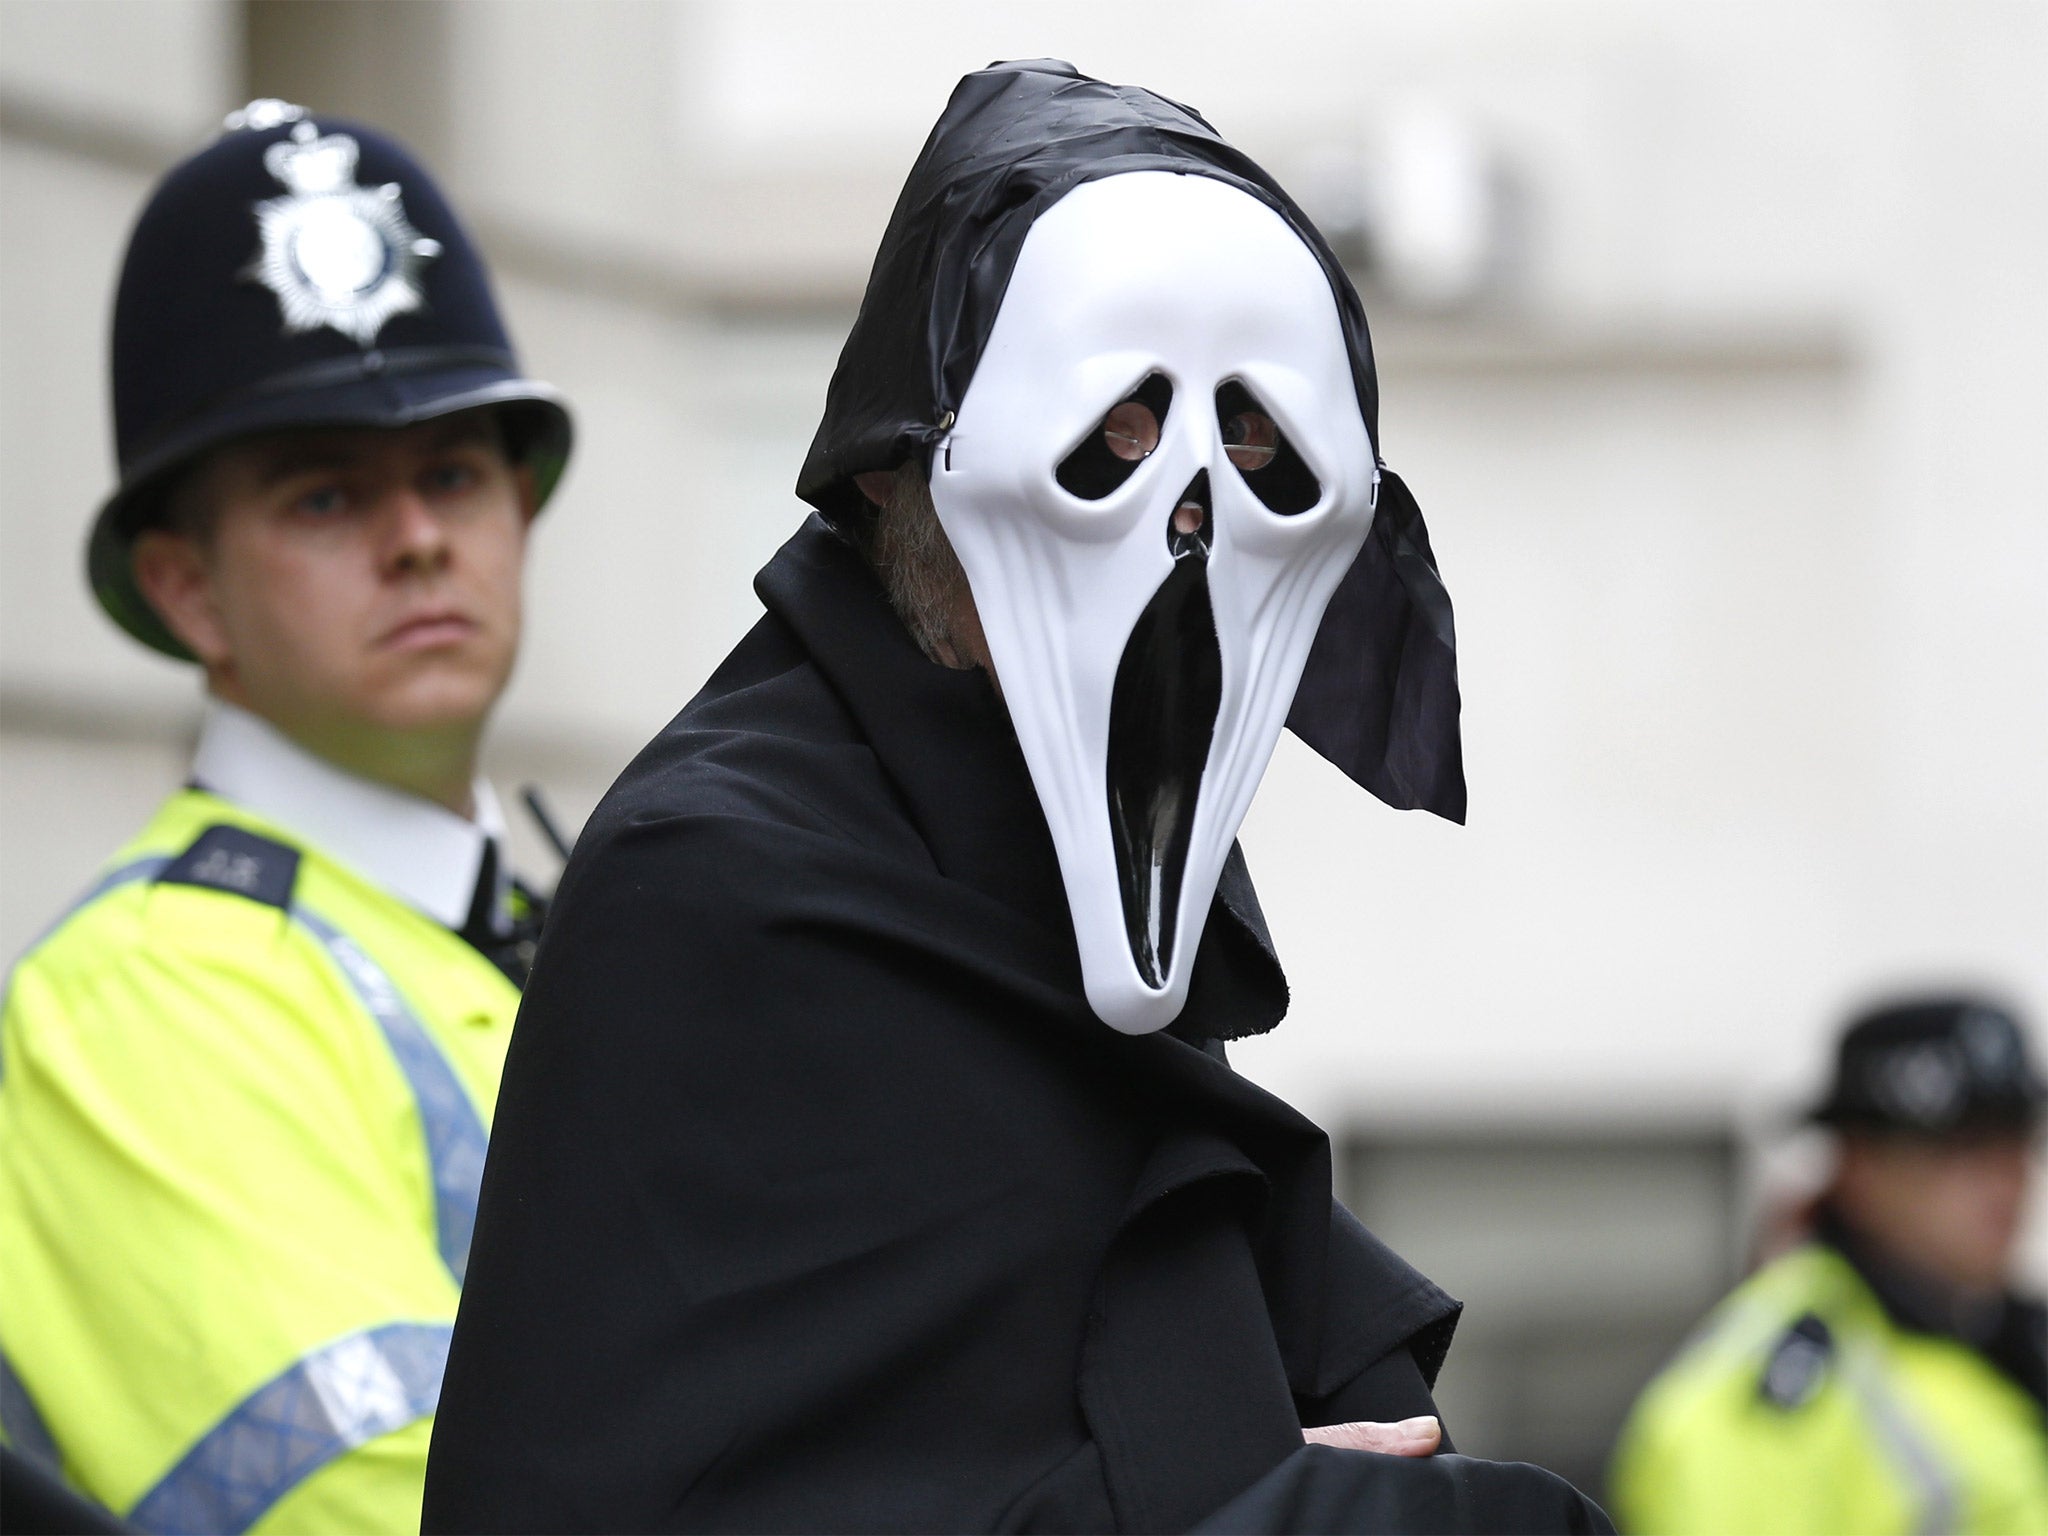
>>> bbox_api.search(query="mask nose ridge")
[1168,469,1212,558]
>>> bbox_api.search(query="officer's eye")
[291,484,348,519]
[1213,381,1319,515]
[423,459,482,496]
[1058,373,1173,500]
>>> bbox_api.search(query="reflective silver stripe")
[0,1346,62,1469]
[127,1322,450,1536]
[294,910,486,1283]
[1842,1349,1959,1536]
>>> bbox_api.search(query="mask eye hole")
[1214,380,1320,515]
[1058,373,1174,499]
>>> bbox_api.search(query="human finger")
[1301,1415,1442,1456]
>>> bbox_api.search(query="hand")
[1301,1415,1441,1457]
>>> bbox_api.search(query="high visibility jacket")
[1610,1238,2048,1536]
[0,788,519,1534]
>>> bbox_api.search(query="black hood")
[797,58,1465,822]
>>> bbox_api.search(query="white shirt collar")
[191,700,507,932]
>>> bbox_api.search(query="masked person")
[1612,998,2048,1535]
[423,61,1606,1534]
[0,101,571,1535]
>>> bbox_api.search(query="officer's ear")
[513,459,540,526]
[132,527,231,669]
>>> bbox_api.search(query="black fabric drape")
[423,518,1597,1533]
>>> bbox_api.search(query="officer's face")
[1838,1130,2036,1293]
[134,413,535,769]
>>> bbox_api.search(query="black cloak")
[797,59,1464,824]
[422,521,1606,1533]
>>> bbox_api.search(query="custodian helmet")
[1810,995,2045,1135]
[87,99,573,660]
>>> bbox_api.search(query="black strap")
[457,841,546,989]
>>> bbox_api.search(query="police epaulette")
[1758,1312,1835,1410]
[156,824,301,911]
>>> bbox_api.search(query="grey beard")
[865,464,975,668]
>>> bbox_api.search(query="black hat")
[796,60,1464,824]
[89,100,573,660]
[1811,997,2045,1135]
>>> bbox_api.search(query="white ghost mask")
[929,170,1380,1034]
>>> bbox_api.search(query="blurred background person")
[1610,997,2048,1534]
[0,101,571,1532]
[3,0,2044,1511]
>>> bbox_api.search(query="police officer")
[1611,997,2048,1535]
[0,100,571,1534]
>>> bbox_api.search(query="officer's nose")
[381,489,453,577]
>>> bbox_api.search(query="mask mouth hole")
[1057,372,1174,499]
[1105,541,1223,991]
[1215,379,1321,514]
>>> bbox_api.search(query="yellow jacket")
[0,789,518,1533]
[1612,1236,2048,1535]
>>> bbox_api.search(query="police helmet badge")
[245,113,442,346]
